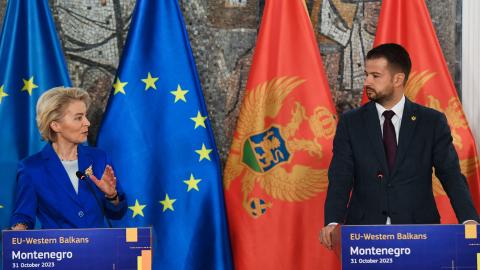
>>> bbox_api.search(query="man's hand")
[464,220,479,225]
[319,224,337,250]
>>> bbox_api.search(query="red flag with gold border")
[223,0,339,269]
[362,0,480,223]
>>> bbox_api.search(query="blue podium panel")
[341,224,479,269]
[2,227,151,270]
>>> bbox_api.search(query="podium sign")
[2,227,151,270]
[341,224,479,269]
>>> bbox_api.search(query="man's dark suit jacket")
[325,98,479,225]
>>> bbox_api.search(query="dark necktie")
[383,110,397,171]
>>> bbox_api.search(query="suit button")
[78,211,84,218]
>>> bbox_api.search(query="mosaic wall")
[0,0,461,163]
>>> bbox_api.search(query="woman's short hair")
[36,87,91,142]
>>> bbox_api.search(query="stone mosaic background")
[0,0,462,163]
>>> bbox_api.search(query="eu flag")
[96,0,233,269]
[0,0,71,233]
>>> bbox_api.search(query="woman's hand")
[90,165,118,204]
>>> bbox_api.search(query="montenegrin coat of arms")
[224,76,337,218]
[405,71,479,196]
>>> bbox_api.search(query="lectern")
[336,224,479,269]
[2,227,151,270]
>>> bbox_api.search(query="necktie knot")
[383,110,395,120]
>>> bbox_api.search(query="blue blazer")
[325,99,479,225]
[10,143,127,229]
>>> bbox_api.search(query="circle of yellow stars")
[0,73,213,219]
[115,73,215,218]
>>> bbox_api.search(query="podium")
[2,227,151,270]
[337,224,480,269]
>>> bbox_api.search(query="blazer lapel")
[77,144,96,205]
[42,144,81,206]
[362,102,389,173]
[391,98,418,176]
[77,144,93,178]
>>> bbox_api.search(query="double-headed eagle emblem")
[405,71,479,196]
[224,76,336,218]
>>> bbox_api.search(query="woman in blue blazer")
[10,87,127,229]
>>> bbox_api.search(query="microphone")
[75,171,86,180]
[76,171,112,228]
[377,171,384,180]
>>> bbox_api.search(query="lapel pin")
[411,115,416,121]
[85,165,93,177]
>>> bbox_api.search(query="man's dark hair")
[366,43,412,82]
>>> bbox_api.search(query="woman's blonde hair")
[36,87,91,142]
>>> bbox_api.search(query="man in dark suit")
[319,43,479,249]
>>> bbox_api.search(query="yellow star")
[195,143,212,161]
[141,72,159,90]
[21,76,38,96]
[183,174,202,192]
[128,199,146,218]
[113,77,128,95]
[0,85,9,104]
[170,84,188,103]
[190,111,207,129]
[159,194,176,212]
[0,204,3,209]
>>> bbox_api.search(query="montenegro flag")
[223,0,339,269]
[363,0,480,223]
